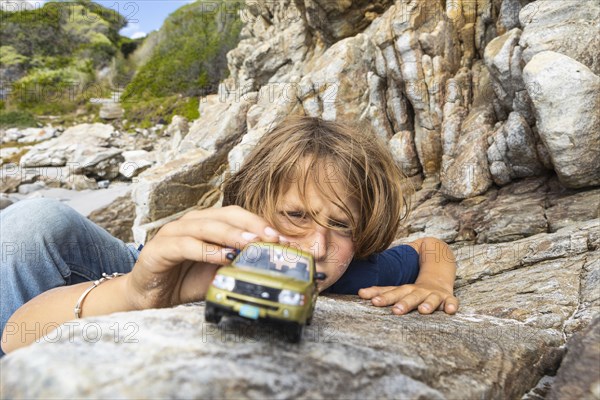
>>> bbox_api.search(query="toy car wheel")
[285,322,303,343]
[205,303,222,324]
[306,314,313,326]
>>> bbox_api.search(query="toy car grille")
[226,296,279,311]
[232,280,281,301]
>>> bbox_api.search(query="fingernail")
[373,296,382,303]
[394,305,404,313]
[264,227,278,237]
[421,304,431,311]
[242,232,258,241]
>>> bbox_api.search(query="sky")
[96,0,196,39]
[0,0,194,39]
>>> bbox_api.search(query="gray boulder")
[523,51,600,188]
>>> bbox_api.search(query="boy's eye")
[282,211,307,219]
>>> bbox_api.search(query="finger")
[159,218,269,249]
[416,293,443,314]
[140,236,235,274]
[357,286,399,299]
[391,290,430,315]
[444,296,459,314]
[179,205,288,242]
[369,286,418,307]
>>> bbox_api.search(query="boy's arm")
[1,262,219,354]
[358,237,459,315]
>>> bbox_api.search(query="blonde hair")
[222,116,410,259]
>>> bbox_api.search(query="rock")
[88,192,135,243]
[298,33,377,123]
[440,62,497,200]
[0,193,14,210]
[179,94,254,155]
[546,189,600,232]
[132,148,226,244]
[496,0,523,36]
[389,130,421,177]
[302,0,393,45]
[0,163,35,193]
[99,103,124,120]
[118,150,155,179]
[0,296,563,399]
[17,181,46,195]
[16,127,56,143]
[484,28,524,112]
[155,116,189,165]
[457,252,585,330]
[0,147,23,161]
[522,375,555,400]
[487,112,546,186]
[66,174,98,191]
[19,123,116,167]
[563,251,600,336]
[523,51,600,188]
[519,0,600,75]
[548,316,600,400]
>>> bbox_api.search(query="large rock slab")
[519,0,600,75]
[523,51,600,188]
[548,316,600,400]
[0,296,562,399]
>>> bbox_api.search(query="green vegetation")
[1,0,242,127]
[123,95,199,128]
[0,1,127,115]
[121,0,242,124]
[0,110,39,128]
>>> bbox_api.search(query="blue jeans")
[0,198,141,357]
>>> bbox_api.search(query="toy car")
[204,242,326,343]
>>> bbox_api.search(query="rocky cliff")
[0,0,598,398]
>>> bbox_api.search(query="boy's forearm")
[1,274,135,354]
[411,237,457,291]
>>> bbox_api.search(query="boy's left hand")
[358,283,459,315]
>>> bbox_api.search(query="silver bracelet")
[74,272,126,319]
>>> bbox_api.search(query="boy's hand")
[126,205,282,310]
[358,283,459,315]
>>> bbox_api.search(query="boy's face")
[273,176,358,293]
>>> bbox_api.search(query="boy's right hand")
[124,205,284,311]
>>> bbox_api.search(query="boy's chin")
[316,281,332,293]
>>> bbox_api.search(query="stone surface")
[487,112,546,186]
[548,316,600,400]
[99,103,124,120]
[519,0,600,75]
[0,296,562,399]
[87,191,136,243]
[131,147,226,244]
[523,51,600,188]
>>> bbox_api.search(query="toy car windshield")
[234,244,310,281]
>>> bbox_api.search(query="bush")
[122,0,243,101]
[0,110,38,128]
[123,95,199,128]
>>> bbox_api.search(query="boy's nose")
[298,224,329,261]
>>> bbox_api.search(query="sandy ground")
[1,183,133,217]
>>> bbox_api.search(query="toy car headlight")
[278,290,305,306]
[212,274,235,291]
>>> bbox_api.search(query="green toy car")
[204,242,325,343]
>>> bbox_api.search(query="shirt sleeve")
[326,244,420,295]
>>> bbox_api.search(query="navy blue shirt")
[326,244,420,294]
